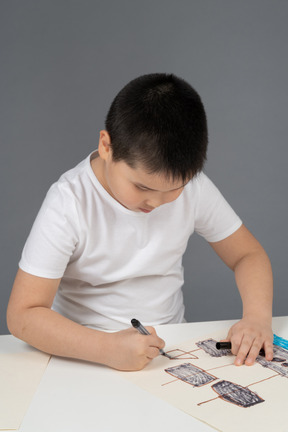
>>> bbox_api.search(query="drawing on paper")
[165,363,217,387]
[256,345,288,377]
[164,338,229,360]
[164,348,199,360]
[163,361,265,408]
[211,380,264,407]
[121,330,288,432]
[195,338,231,357]
[162,338,288,409]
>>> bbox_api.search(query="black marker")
[131,318,172,359]
[216,341,265,356]
[216,341,232,350]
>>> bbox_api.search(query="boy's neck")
[90,152,104,187]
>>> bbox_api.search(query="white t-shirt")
[19,151,242,331]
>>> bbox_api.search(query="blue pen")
[131,318,172,359]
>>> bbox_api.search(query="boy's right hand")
[7,270,165,371]
[104,326,165,371]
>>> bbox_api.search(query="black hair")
[105,73,208,181]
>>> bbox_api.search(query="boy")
[7,73,273,371]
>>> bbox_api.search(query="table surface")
[1,316,288,432]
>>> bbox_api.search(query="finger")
[226,329,232,340]
[146,346,162,360]
[234,336,254,366]
[150,338,166,354]
[244,339,263,365]
[230,335,243,356]
[145,326,156,335]
[157,337,165,350]
[148,332,165,351]
[263,340,274,361]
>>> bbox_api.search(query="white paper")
[121,329,288,432]
[0,350,50,430]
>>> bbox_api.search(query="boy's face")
[94,131,188,213]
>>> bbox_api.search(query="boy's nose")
[145,198,162,210]
[146,192,174,209]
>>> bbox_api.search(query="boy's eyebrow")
[134,181,189,192]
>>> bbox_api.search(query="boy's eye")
[135,184,149,191]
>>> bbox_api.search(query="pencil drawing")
[161,339,288,410]
[271,345,288,361]
[196,338,231,357]
[195,339,288,378]
[163,362,265,408]
[165,363,217,387]
[165,348,199,360]
[256,357,288,377]
[211,380,264,407]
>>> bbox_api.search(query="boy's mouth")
[139,207,153,213]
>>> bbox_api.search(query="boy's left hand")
[225,316,274,366]
[210,225,274,366]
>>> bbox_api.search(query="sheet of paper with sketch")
[120,330,288,432]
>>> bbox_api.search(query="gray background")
[1,0,287,334]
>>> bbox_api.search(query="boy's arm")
[7,269,165,371]
[209,224,274,366]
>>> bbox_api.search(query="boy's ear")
[98,130,112,161]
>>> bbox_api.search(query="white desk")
[1,316,288,432]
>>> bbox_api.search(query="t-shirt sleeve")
[194,173,242,242]
[19,183,80,279]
